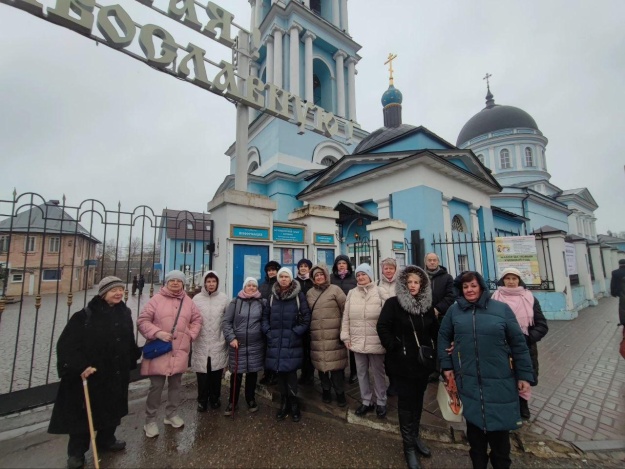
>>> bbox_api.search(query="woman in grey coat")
[222,277,266,415]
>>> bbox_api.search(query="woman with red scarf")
[491,267,548,420]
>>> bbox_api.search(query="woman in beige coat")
[341,263,387,418]
[307,265,348,407]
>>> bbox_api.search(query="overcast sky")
[1,0,623,234]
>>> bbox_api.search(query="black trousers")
[318,370,345,393]
[68,426,116,457]
[349,351,357,377]
[300,332,314,380]
[277,371,298,397]
[466,421,511,469]
[229,372,258,406]
[196,357,223,406]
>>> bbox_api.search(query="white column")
[289,24,302,96]
[331,0,340,27]
[340,0,349,33]
[235,30,251,192]
[346,56,357,121]
[255,0,263,29]
[265,36,274,83]
[302,31,316,103]
[273,27,284,88]
[249,0,257,31]
[333,50,346,117]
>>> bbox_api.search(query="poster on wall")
[565,242,578,275]
[495,236,541,285]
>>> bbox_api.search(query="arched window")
[248,161,259,173]
[313,74,322,106]
[525,147,534,167]
[477,154,485,165]
[321,156,337,166]
[452,215,465,232]
[500,149,511,169]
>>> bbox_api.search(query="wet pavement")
[0,297,624,468]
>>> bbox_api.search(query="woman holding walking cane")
[48,277,141,469]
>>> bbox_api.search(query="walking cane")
[232,346,239,419]
[82,378,100,469]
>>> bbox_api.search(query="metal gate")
[0,192,213,415]
[349,238,380,282]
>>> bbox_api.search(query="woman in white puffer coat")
[191,271,229,411]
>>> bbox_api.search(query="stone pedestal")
[366,219,408,268]
[571,238,596,307]
[288,204,339,265]
[588,242,606,298]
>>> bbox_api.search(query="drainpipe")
[521,190,530,235]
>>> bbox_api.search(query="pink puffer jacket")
[138,287,202,376]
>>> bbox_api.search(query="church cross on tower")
[483,72,492,91]
[385,53,398,85]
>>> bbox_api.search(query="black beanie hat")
[264,260,281,273]
[297,258,313,269]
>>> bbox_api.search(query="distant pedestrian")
[341,263,387,418]
[306,264,348,406]
[262,267,311,422]
[222,277,266,415]
[258,260,281,386]
[438,271,534,469]
[610,259,625,326]
[138,270,202,438]
[492,267,548,420]
[296,258,315,385]
[191,271,229,412]
[138,275,145,296]
[377,265,436,469]
[330,254,358,384]
[48,276,141,469]
[132,275,138,296]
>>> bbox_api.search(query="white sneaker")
[164,415,184,428]
[144,422,159,438]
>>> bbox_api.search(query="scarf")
[297,273,310,281]
[426,267,440,278]
[491,286,534,335]
[338,270,348,279]
[238,290,262,299]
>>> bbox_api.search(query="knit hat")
[264,260,281,273]
[499,267,522,282]
[277,267,294,280]
[381,257,397,268]
[355,263,374,282]
[619,259,625,266]
[98,276,124,297]
[297,258,313,269]
[165,270,186,283]
[243,276,258,289]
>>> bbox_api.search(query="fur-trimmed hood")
[271,278,301,300]
[310,264,330,289]
[395,265,432,315]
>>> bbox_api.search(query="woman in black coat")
[377,265,437,469]
[48,277,140,469]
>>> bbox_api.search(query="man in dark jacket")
[330,254,358,383]
[610,259,625,326]
[296,258,315,384]
[424,253,455,321]
[259,260,281,385]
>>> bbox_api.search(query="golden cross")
[385,53,398,85]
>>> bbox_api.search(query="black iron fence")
[349,238,380,281]
[0,192,213,415]
[431,231,555,291]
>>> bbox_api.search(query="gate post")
[366,219,407,268]
[570,236,596,307]
[588,242,606,297]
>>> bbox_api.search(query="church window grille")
[310,0,321,15]
[499,149,511,169]
[248,161,259,173]
[313,74,322,106]
[452,215,465,232]
[321,156,337,166]
[525,147,534,167]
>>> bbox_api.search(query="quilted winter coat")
[138,286,202,376]
[377,272,398,303]
[340,281,385,354]
[222,294,266,374]
[190,271,229,373]
[306,265,348,372]
[437,272,534,432]
[262,280,311,372]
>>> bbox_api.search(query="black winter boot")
[413,415,431,458]
[276,394,290,421]
[398,409,420,469]
[520,397,531,419]
[291,396,301,422]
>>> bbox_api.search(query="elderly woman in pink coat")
[138,270,202,438]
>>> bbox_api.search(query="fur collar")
[272,279,301,301]
[395,265,432,316]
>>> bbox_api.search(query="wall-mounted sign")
[231,225,269,240]
[565,242,578,275]
[392,241,405,251]
[5,0,353,142]
[495,236,541,285]
[314,233,335,245]
[273,226,305,243]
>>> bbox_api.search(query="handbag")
[143,296,185,359]
[437,375,463,422]
[409,316,437,372]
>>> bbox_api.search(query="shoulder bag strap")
[170,296,185,334]
[310,288,327,313]
[420,314,435,348]
[408,315,422,348]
